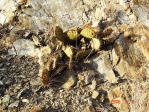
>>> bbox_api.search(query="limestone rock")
[113,33,147,77]
[61,70,76,89]
[1,0,141,32]
[2,95,10,109]
[0,13,7,25]
[89,80,96,90]
[132,0,149,28]
[0,0,17,24]
[92,90,99,99]
[89,52,118,83]
[8,101,19,108]
[8,39,38,56]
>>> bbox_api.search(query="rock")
[22,99,29,103]
[0,13,7,25]
[78,74,85,81]
[89,52,118,83]
[8,101,19,108]
[113,33,147,77]
[92,90,99,99]
[61,70,76,89]
[139,37,149,61]
[84,105,95,112]
[85,75,92,85]
[117,11,130,24]
[8,39,38,56]
[132,3,149,28]
[2,95,10,109]
[0,81,4,86]
[129,14,137,21]
[89,80,96,91]
[0,0,136,32]
[112,49,119,65]
[0,0,16,23]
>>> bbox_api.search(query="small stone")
[0,81,4,86]
[24,31,31,37]
[22,99,29,103]
[0,13,7,25]
[61,70,76,89]
[112,49,119,65]
[89,53,118,83]
[85,75,91,85]
[2,95,10,109]
[8,39,37,56]
[78,74,85,81]
[92,90,99,99]
[8,101,19,108]
[129,14,137,21]
[89,80,96,91]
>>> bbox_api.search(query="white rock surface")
[8,39,37,56]
[89,52,118,83]
[2,0,148,31]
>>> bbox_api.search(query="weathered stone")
[0,0,17,24]
[89,52,118,83]
[2,95,10,109]
[0,81,3,86]
[114,33,147,77]
[78,74,85,81]
[61,70,76,89]
[132,1,149,28]
[89,80,96,91]
[22,99,29,103]
[8,39,38,56]
[0,13,7,25]
[1,0,145,32]
[8,101,19,108]
[92,90,99,99]
[112,49,119,65]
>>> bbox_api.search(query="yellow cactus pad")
[62,46,73,58]
[80,28,95,38]
[67,29,78,40]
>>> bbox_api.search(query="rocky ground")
[0,0,149,112]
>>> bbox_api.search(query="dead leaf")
[75,50,90,60]
[91,38,101,50]
[62,46,73,59]
[32,36,40,46]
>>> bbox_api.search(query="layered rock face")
[0,0,149,112]
[0,0,149,31]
